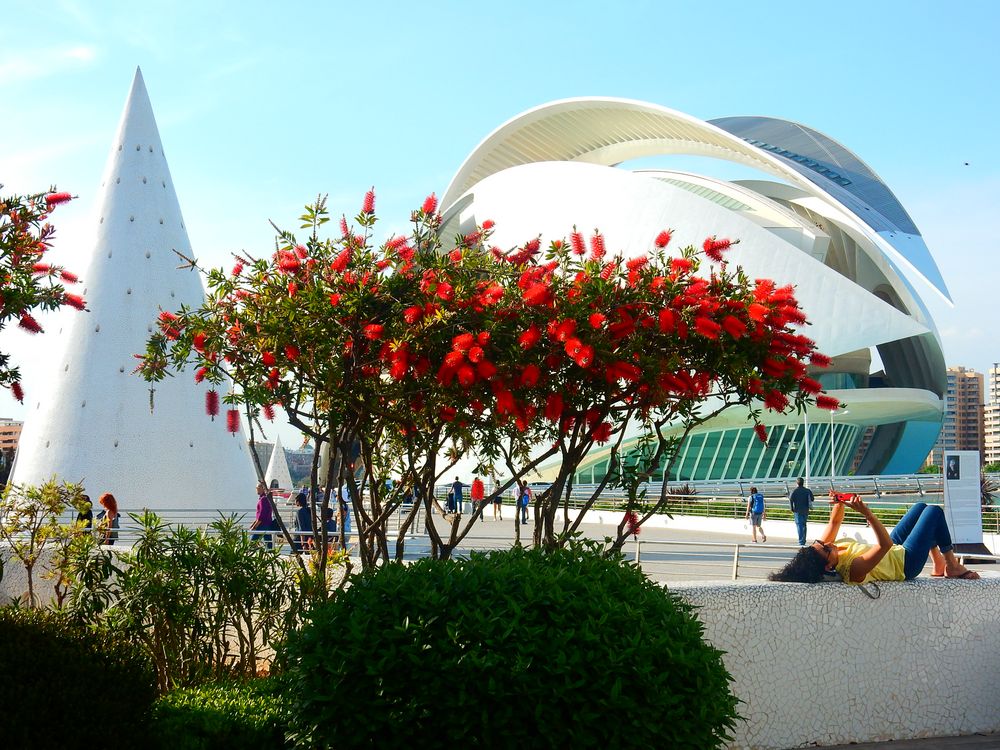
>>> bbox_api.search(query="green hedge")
[0,606,157,748]
[151,677,289,750]
[284,544,738,749]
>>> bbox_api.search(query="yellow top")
[833,538,906,583]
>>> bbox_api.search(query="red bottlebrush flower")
[477,331,490,345]
[226,408,240,433]
[518,325,542,350]
[444,351,465,369]
[574,344,595,368]
[158,311,179,323]
[284,344,300,360]
[816,394,841,411]
[520,364,541,387]
[60,269,79,283]
[294,244,308,259]
[436,282,454,301]
[18,313,43,334]
[263,403,275,421]
[482,219,495,230]
[694,316,721,340]
[754,423,768,445]
[721,315,746,339]
[277,254,300,273]
[362,189,376,215]
[401,305,421,323]
[657,308,676,334]
[45,192,73,207]
[654,230,673,248]
[32,263,51,274]
[799,377,823,395]
[440,406,457,422]
[747,303,769,322]
[753,278,775,302]
[779,305,807,326]
[63,293,86,310]
[592,422,612,444]
[589,312,606,329]
[463,231,481,246]
[670,257,693,275]
[564,337,583,358]
[476,359,498,379]
[329,293,341,306]
[422,193,438,214]
[231,260,244,277]
[389,359,408,381]
[452,332,476,352]
[9,380,25,403]
[600,261,616,281]
[262,351,276,366]
[525,238,541,253]
[522,282,552,306]
[810,352,832,368]
[457,365,476,388]
[449,249,463,263]
[702,237,733,262]
[194,366,208,383]
[626,255,649,271]
[331,248,351,273]
[467,345,484,363]
[544,392,564,422]
[205,390,220,417]
[192,332,207,351]
[363,324,383,340]
[625,510,641,537]
[339,216,350,238]
[763,390,790,412]
[570,232,586,255]
[287,281,298,297]
[553,319,577,343]
[589,232,606,261]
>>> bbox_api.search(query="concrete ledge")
[673,577,1000,749]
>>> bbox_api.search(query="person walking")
[451,476,465,514]
[789,477,814,546]
[518,482,532,525]
[745,486,766,543]
[95,492,120,545]
[470,476,485,521]
[294,490,312,553]
[493,477,503,520]
[250,481,276,550]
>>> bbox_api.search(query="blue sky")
[2,0,999,446]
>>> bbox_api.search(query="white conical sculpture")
[11,68,256,512]
[264,434,293,491]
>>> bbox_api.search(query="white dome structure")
[440,98,946,479]
[264,434,293,491]
[11,69,256,509]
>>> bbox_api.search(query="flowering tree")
[137,190,837,572]
[0,187,86,401]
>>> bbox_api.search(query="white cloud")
[0,44,99,86]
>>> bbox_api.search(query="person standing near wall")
[789,477,814,546]
[745,486,766,543]
[470,476,485,521]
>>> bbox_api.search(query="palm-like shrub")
[284,543,738,749]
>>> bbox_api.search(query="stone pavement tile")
[814,733,1000,749]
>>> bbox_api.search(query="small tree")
[0,478,85,606]
[0,186,86,401]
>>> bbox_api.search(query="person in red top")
[470,477,485,521]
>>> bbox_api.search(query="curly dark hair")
[768,547,828,583]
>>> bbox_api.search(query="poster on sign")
[942,451,982,545]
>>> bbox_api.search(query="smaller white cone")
[264,434,293,491]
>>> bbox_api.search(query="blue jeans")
[793,511,809,546]
[890,502,953,580]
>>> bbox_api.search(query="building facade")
[0,418,23,484]
[985,364,1000,466]
[928,366,984,467]
[441,98,947,480]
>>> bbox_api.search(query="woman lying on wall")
[769,493,980,584]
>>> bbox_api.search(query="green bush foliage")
[284,543,738,749]
[0,606,156,748]
[151,677,289,750]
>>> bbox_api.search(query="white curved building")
[440,98,946,479]
[11,69,256,509]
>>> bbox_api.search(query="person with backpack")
[518,482,533,525]
[745,486,766,543]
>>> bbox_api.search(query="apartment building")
[985,364,1000,465]
[928,366,984,467]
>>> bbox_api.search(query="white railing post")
[731,544,741,580]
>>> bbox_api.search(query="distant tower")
[11,69,255,509]
[264,433,293,491]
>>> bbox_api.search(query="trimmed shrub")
[0,605,157,748]
[284,544,738,749]
[151,677,289,750]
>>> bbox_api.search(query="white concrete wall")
[673,577,1000,749]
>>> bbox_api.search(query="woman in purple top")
[250,481,276,549]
